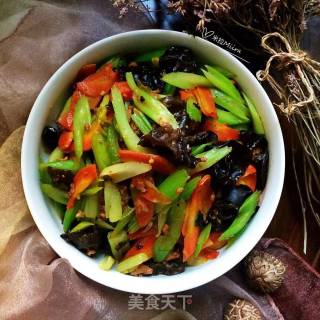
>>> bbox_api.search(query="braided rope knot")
[256,32,320,114]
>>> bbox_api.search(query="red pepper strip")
[124,235,156,259]
[237,164,257,191]
[75,63,97,82]
[87,96,102,109]
[67,164,97,209]
[182,175,214,262]
[199,248,219,260]
[83,121,101,151]
[58,131,73,151]
[203,232,227,250]
[118,150,176,175]
[134,192,154,228]
[77,64,118,97]
[131,175,171,205]
[128,227,157,240]
[204,119,240,142]
[58,90,81,130]
[193,87,217,118]
[114,81,133,100]
[179,89,195,101]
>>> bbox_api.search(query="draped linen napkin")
[0,1,319,319]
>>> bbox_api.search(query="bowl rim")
[21,29,285,294]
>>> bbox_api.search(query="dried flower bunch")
[225,0,320,237]
[166,0,232,29]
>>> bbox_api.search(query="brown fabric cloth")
[0,1,319,319]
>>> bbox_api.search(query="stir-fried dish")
[40,46,268,276]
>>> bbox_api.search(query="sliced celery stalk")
[41,184,68,204]
[186,97,202,122]
[108,230,129,260]
[112,86,148,152]
[116,253,149,273]
[204,65,244,104]
[100,162,152,183]
[212,89,249,121]
[194,224,211,257]
[191,146,232,174]
[243,93,265,134]
[104,180,122,222]
[162,72,211,89]
[92,132,111,172]
[48,147,64,162]
[179,176,202,200]
[219,191,261,241]
[83,194,99,220]
[99,255,115,271]
[131,108,152,135]
[71,221,94,233]
[217,109,249,126]
[126,72,178,129]
[73,96,91,159]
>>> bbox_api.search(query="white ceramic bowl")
[21,30,285,294]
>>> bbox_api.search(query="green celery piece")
[58,97,71,121]
[48,147,64,162]
[163,83,176,95]
[73,96,91,159]
[194,224,211,257]
[179,176,201,200]
[106,56,126,68]
[232,123,250,131]
[104,180,122,222]
[154,200,186,262]
[108,230,129,260]
[135,48,166,62]
[220,191,261,241]
[162,72,211,89]
[131,108,152,135]
[191,142,213,156]
[41,184,68,204]
[186,97,202,122]
[243,92,265,134]
[63,201,82,232]
[92,132,111,172]
[157,204,171,237]
[212,89,249,120]
[191,146,232,174]
[96,219,114,230]
[126,72,178,129]
[82,186,103,196]
[99,255,115,271]
[71,221,94,233]
[214,66,234,78]
[217,109,249,126]
[156,169,189,235]
[111,86,148,152]
[204,66,244,103]
[99,95,110,108]
[116,253,149,273]
[128,216,140,234]
[83,194,99,220]
[46,160,80,172]
[39,157,52,184]
[104,125,120,164]
[111,208,134,236]
[157,169,190,201]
